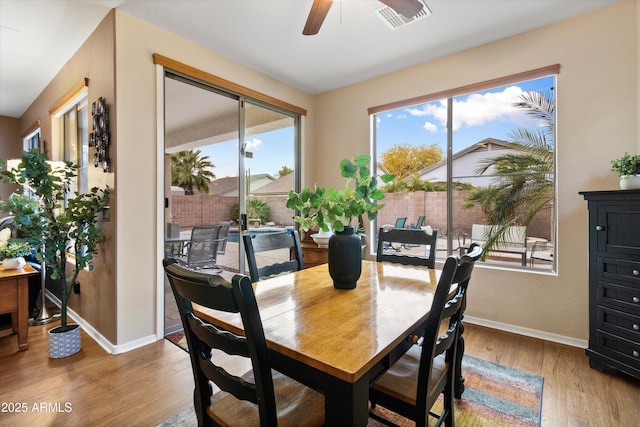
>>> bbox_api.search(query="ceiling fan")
[303,0,425,35]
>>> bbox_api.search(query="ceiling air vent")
[375,0,432,30]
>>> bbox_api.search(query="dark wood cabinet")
[580,189,640,379]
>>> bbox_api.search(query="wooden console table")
[0,264,37,351]
[300,240,328,268]
[300,239,367,269]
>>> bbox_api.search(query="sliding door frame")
[154,58,303,338]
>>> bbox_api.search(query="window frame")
[370,66,559,272]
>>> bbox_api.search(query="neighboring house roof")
[252,173,293,195]
[415,138,523,186]
[208,173,276,197]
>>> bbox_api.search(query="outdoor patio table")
[195,260,461,426]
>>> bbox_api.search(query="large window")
[371,66,557,271]
[50,79,89,197]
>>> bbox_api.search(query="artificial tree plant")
[0,149,109,332]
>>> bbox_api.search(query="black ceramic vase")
[328,226,362,289]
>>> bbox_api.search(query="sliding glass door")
[162,73,299,334]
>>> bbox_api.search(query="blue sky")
[199,76,554,178]
[375,76,554,161]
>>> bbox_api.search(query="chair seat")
[208,369,325,427]
[371,346,448,408]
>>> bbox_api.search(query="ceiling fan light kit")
[303,0,429,35]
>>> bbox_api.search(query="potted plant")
[286,154,394,289]
[0,238,32,269]
[611,152,640,190]
[1,149,109,358]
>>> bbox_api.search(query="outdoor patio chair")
[530,241,554,266]
[215,221,231,255]
[409,215,425,229]
[177,225,223,272]
[369,244,483,427]
[162,259,324,426]
[243,230,304,282]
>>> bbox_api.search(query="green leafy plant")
[0,149,109,332]
[611,152,640,178]
[0,241,32,259]
[286,154,394,232]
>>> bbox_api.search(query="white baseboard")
[465,316,588,349]
[44,290,159,355]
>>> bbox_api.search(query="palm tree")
[171,149,216,195]
[463,90,555,254]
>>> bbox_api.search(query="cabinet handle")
[633,351,640,358]
[633,324,640,331]
[595,225,604,231]
[634,296,640,304]
[633,270,640,277]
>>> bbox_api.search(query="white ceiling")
[0,0,619,118]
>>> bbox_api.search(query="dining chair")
[177,225,223,271]
[369,243,483,427]
[376,227,439,268]
[243,230,304,282]
[162,259,324,427]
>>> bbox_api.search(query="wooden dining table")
[194,260,449,426]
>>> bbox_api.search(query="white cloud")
[245,138,262,150]
[405,86,537,132]
[396,113,407,119]
[423,121,438,133]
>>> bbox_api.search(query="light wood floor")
[1,322,639,426]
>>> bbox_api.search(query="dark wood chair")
[369,244,483,427]
[177,225,223,271]
[243,230,304,282]
[376,227,439,268]
[162,259,324,427]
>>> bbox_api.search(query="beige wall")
[314,1,638,341]
[0,116,21,200]
[113,10,315,344]
[13,12,118,343]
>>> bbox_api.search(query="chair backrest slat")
[243,230,304,282]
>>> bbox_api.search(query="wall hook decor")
[89,97,111,172]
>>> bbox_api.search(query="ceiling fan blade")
[303,0,333,35]
[379,0,424,18]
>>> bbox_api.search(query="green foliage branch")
[286,154,394,233]
[611,152,640,178]
[0,241,33,259]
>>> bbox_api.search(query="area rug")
[165,330,187,352]
[157,349,543,427]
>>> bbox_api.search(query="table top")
[0,263,37,279]
[195,260,440,383]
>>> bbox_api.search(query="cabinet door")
[596,205,640,257]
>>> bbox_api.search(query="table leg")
[324,375,369,427]
[17,277,29,351]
